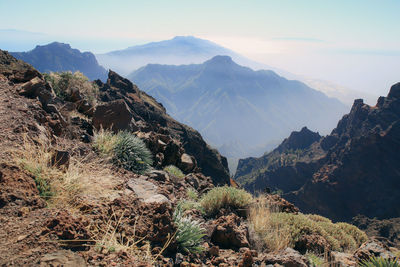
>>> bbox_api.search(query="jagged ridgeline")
[235,84,400,222]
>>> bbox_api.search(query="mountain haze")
[11,42,107,81]
[129,56,348,167]
[235,83,400,221]
[96,36,274,76]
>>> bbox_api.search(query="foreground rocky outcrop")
[235,84,400,222]
[0,50,234,265]
[94,70,230,184]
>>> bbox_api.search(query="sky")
[0,0,399,96]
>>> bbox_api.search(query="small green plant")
[305,252,325,267]
[164,165,185,179]
[186,188,198,201]
[200,186,253,216]
[359,256,400,267]
[22,162,54,198]
[112,132,153,174]
[93,128,119,157]
[173,202,205,254]
[93,130,153,174]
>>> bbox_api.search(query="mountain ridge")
[129,55,348,170]
[11,42,108,81]
[235,83,400,221]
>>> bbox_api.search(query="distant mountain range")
[11,42,107,81]
[129,55,348,170]
[96,36,270,76]
[96,36,374,106]
[235,83,400,221]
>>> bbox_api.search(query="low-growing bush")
[94,130,153,174]
[112,132,153,174]
[359,256,400,267]
[336,222,368,247]
[186,188,198,201]
[44,71,99,105]
[249,197,367,253]
[200,186,253,216]
[173,203,205,254]
[22,163,54,198]
[164,165,185,179]
[305,252,325,267]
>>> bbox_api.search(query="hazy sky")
[1,0,399,96]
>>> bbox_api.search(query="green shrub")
[164,165,185,179]
[44,71,99,105]
[112,132,153,174]
[305,252,325,267]
[200,186,253,216]
[336,222,368,247]
[173,203,205,254]
[186,188,198,201]
[24,164,54,198]
[264,212,363,252]
[359,256,400,267]
[176,200,204,214]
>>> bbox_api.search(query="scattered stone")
[262,248,309,267]
[179,153,195,172]
[354,239,395,262]
[39,250,87,267]
[331,251,357,267]
[127,178,170,204]
[211,213,250,249]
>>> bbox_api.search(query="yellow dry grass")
[249,195,291,252]
[11,135,121,212]
[248,195,367,254]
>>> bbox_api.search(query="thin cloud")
[272,37,325,43]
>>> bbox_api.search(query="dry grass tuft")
[88,208,175,264]
[11,135,121,211]
[200,186,253,216]
[248,195,367,253]
[249,195,291,251]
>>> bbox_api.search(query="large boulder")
[92,99,135,132]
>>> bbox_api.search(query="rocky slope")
[0,50,398,266]
[11,42,108,81]
[235,85,400,222]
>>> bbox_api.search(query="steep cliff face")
[235,84,400,221]
[95,71,230,184]
[11,42,108,81]
[235,127,325,194]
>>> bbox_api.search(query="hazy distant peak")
[34,42,71,50]
[205,55,234,65]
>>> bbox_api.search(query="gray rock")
[127,178,170,204]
